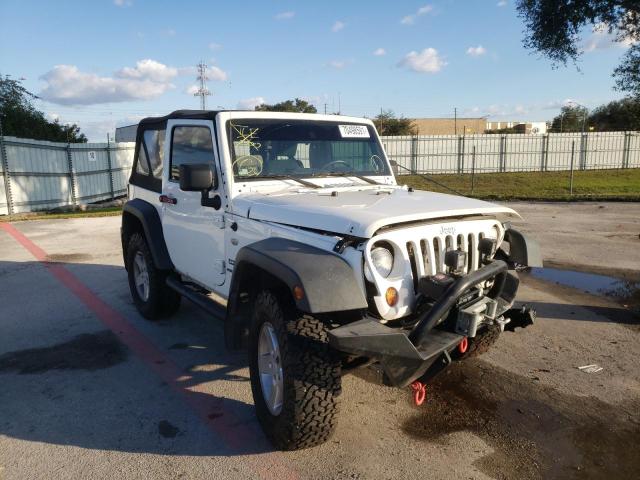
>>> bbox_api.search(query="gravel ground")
[0,201,638,480]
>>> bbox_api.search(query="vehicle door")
[161,119,226,288]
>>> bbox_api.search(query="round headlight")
[371,246,394,278]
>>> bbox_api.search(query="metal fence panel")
[0,132,638,215]
[0,159,7,216]
[384,131,640,175]
[0,136,135,214]
[3,137,73,213]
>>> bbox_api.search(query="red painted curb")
[1,222,296,480]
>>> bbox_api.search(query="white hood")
[233,186,520,238]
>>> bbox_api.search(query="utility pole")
[338,92,341,114]
[324,103,327,114]
[454,107,457,135]
[193,61,212,110]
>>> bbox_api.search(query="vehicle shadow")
[0,259,271,457]
[528,300,639,325]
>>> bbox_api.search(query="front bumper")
[329,260,530,387]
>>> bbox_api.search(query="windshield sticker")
[230,122,262,150]
[338,125,370,138]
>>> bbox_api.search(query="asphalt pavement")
[1,202,638,480]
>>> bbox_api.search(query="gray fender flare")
[503,228,543,267]
[121,199,173,270]
[227,237,368,315]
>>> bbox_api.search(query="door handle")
[159,194,177,205]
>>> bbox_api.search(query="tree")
[516,1,640,97]
[254,98,317,113]
[588,97,640,130]
[0,74,86,142]
[550,105,589,132]
[373,110,416,136]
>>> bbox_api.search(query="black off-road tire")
[465,324,501,358]
[249,290,341,450]
[126,233,181,320]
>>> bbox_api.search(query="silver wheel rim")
[258,322,284,416]
[133,251,150,302]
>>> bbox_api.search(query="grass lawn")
[401,168,640,201]
[0,206,123,223]
[1,169,638,223]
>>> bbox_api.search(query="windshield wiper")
[308,171,382,185]
[349,174,382,185]
[254,174,320,189]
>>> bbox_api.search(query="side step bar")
[166,276,226,321]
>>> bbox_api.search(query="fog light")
[385,287,398,306]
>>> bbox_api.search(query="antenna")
[193,61,212,110]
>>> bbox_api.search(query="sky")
[0,0,633,141]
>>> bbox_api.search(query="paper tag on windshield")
[338,125,370,138]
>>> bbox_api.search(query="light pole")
[566,101,588,133]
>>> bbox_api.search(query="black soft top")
[138,109,223,127]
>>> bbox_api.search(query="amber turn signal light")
[385,287,398,306]
[293,285,305,301]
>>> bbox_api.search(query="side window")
[170,126,214,181]
[135,142,150,175]
[144,129,165,179]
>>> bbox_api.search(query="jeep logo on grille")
[440,225,456,235]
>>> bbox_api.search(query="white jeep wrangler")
[121,110,540,450]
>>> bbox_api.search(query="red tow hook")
[458,336,469,354]
[410,381,427,406]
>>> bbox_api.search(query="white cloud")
[39,60,180,106]
[114,0,132,6]
[185,85,200,95]
[208,42,222,51]
[208,66,228,81]
[117,59,178,82]
[373,48,386,56]
[398,48,446,73]
[497,0,507,6]
[237,97,265,110]
[164,28,176,36]
[583,24,635,52]
[466,45,487,57]
[400,5,433,25]
[332,21,345,32]
[328,60,347,69]
[275,11,295,20]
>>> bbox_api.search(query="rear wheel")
[249,290,341,450]
[126,233,181,319]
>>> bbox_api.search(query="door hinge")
[214,260,225,274]
[212,215,225,229]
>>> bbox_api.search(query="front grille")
[406,231,486,278]
[364,218,504,321]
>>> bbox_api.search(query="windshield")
[226,119,390,181]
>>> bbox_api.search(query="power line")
[193,61,212,110]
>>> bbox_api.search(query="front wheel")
[248,290,341,450]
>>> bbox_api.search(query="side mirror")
[179,163,215,191]
[178,163,221,210]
